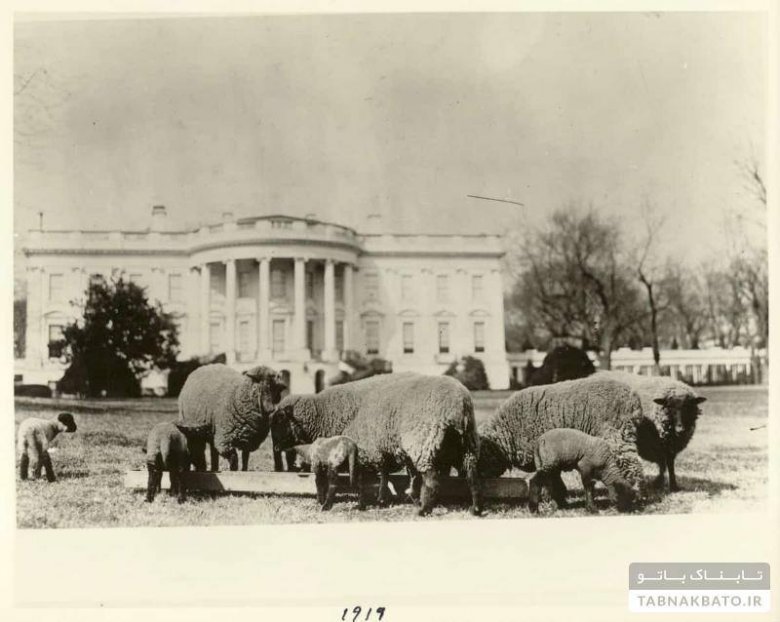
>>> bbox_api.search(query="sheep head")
[244,366,287,413]
[270,396,311,451]
[476,435,511,478]
[57,412,77,433]
[653,394,706,436]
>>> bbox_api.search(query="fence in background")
[507,347,768,387]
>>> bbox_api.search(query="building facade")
[20,207,510,393]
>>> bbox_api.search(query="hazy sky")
[14,12,767,263]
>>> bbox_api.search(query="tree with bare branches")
[509,205,645,369]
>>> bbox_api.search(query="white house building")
[19,206,510,393]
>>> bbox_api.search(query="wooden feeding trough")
[123,470,529,501]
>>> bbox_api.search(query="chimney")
[151,205,167,232]
[222,211,234,223]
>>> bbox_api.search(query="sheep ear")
[653,397,667,406]
[693,396,707,405]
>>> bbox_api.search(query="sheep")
[271,372,482,516]
[529,428,637,513]
[596,371,706,492]
[17,413,77,482]
[476,376,646,503]
[176,364,287,472]
[145,422,192,503]
[291,436,363,511]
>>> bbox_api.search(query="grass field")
[15,385,768,528]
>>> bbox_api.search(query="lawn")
[14,385,769,528]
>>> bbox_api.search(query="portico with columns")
[19,208,512,393]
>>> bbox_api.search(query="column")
[25,266,42,366]
[294,257,307,356]
[323,259,336,361]
[200,263,210,354]
[343,263,353,351]
[257,257,270,360]
[225,259,236,365]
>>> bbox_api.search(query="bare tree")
[634,206,667,369]
[510,205,644,369]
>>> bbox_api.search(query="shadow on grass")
[641,475,738,506]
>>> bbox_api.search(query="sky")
[14,12,768,268]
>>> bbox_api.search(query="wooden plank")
[123,470,528,501]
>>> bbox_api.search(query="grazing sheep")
[596,371,706,492]
[529,428,637,513]
[292,436,363,511]
[145,422,192,503]
[176,364,286,472]
[17,413,77,482]
[271,372,481,516]
[476,376,646,502]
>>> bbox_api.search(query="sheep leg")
[42,451,56,482]
[418,470,440,516]
[168,454,179,497]
[209,444,220,472]
[226,448,239,471]
[177,469,187,503]
[463,452,482,516]
[653,460,667,489]
[241,449,250,472]
[667,455,680,492]
[321,467,339,511]
[377,470,391,507]
[315,466,328,506]
[189,439,207,472]
[527,472,545,513]
[28,443,41,480]
[146,463,158,503]
[273,448,284,472]
[580,469,597,513]
[549,472,569,508]
[357,470,367,511]
[19,453,29,480]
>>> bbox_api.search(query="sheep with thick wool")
[530,428,637,513]
[177,364,287,471]
[477,376,646,504]
[596,371,705,492]
[271,372,481,516]
[17,413,77,482]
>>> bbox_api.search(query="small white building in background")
[18,206,511,393]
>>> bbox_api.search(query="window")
[209,321,222,354]
[336,320,345,351]
[335,272,344,302]
[474,321,486,353]
[271,269,286,299]
[238,271,252,298]
[238,320,250,353]
[401,275,413,301]
[306,320,315,351]
[272,319,286,354]
[436,275,449,303]
[210,270,221,296]
[365,320,380,354]
[403,322,414,354]
[306,272,315,300]
[365,273,378,300]
[438,322,450,354]
[471,274,484,300]
[48,274,64,301]
[48,324,64,358]
[168,273,183,302]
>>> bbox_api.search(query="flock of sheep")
[16,363,707,518]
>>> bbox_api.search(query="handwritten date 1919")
[341,606,385,621]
